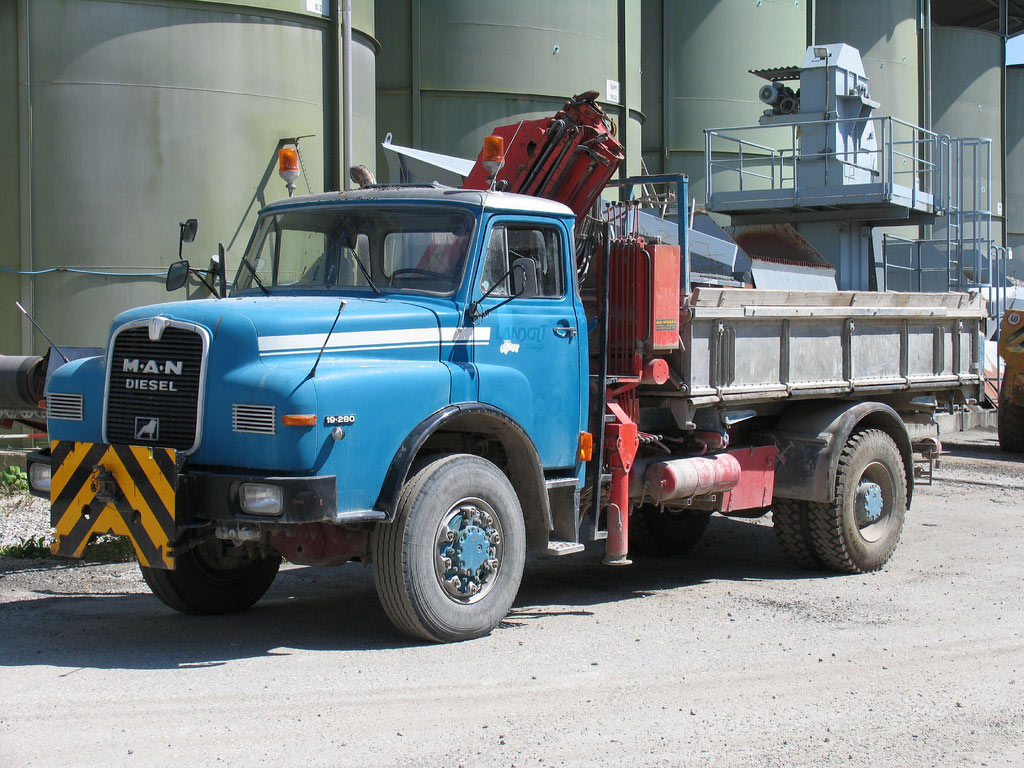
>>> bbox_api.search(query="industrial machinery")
[26,82,987,643]
[997,309,1024,452]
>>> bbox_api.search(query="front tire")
[141,539,281,614]
[998,381,1024,452]
[372,454,526,643]
[807,429,907,573]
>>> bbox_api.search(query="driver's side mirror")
[179,218,199,244]
[166,259,190,291]
[511,257,538,299]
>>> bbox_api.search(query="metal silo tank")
[812,0,920,128]
[0,0,22,355]
[1006,65,1023,280]
[931,26,1004,246]
[375,0,644,179]
[2,0,377,354]
[642,0,807,204]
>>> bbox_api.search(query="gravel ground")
[1,428,1022,768]
[0,492,50,548]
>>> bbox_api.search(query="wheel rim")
[854,461,896,543]
[433,497,503,605]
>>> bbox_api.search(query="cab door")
[470,218,583,469]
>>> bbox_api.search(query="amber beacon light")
[481,135,505,189]
[278,147,301,197]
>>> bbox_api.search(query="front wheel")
[997,381,1024,452]
[140,539,281,614]
[372,454,526,643]
[807,429,907,573]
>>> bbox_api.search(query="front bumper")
[179,472,338,524]
[33,440,352,571]
[36,441,180,569]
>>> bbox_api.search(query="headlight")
[239,483,283,516]
[28,462,51,493]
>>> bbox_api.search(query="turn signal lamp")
[282,413,317,427]
[578,431,593,462]
[482,135,505,187]
[279,146,301,196]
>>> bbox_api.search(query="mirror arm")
[468,264,525,322]
[217,243,228,298]
[190,267,221,299]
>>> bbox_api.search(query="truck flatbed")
[674,288,985,407]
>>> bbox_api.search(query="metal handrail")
[704,115,940,206]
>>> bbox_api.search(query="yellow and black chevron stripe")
[1000,311,1024,358]
[50,441,178,569]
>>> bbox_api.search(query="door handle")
[553,323,578,339]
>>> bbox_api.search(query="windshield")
[234,206,476,296]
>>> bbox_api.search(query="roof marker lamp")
[279,146,301,197]
[481,135,505,190]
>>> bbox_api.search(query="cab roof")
[261,185,576,218]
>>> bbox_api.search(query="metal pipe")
[342,0,353,190]
[588,223,613,537]
[0,355,46,409]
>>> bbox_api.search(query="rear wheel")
[998,381,1024,452]
[771,498,823,569]
[141,539,281,614]
[807,429,907,573]
[372,454,526,643]
[629,505,711,557]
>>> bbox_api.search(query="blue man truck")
[27,93,986,642]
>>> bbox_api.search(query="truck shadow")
[0,516,827,670]
[512,515,825,613]
[940,436,1024,465]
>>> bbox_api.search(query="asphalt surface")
[1,429,1022,767]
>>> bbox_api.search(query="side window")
[479,224,565,299]
[480,227,510,297]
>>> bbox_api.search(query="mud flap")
[49,441,178,569]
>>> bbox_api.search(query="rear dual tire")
[773,429,907,573]
[629,505,711,557]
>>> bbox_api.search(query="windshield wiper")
[240,255,270,295]
[353,253,382,296]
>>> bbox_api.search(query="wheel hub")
[435,501,502,604]
[855,481,884,526]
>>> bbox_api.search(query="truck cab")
[38,186,589,641]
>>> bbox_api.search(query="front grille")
[106,324,205,451]
[48,393,84,421]
[233,404,276,435]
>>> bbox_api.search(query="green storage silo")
[812,0,920,128]
[641,0,807,205]
[375,0,643,179]
[1,0,377,354]
[931,25,1004,246]
[1006,64,1023,279]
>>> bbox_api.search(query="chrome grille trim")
[102,319,210,455]
[232,404,277,435]
[47,393,84,421]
